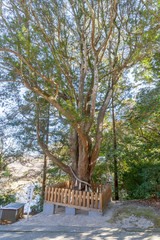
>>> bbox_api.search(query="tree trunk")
[70,130,93,189]
[42,154,47,201]
[40,103,50,204]
[77,138,91,183]
[112,91,119,200]
[70,130,79,174]
[0,137,3,171]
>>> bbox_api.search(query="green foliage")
[0,194,16,206]
[91,157,110,183]
[127,86,160,129]
[100,81,160,200]
[3,168,11,177]
[122,163,160,199]
[0,155,6,171]
[47,164,71,185]
[118,87,159,199]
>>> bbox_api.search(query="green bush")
[122,163,160,199]
[0,194,16,206]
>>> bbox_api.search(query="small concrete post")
[65,207,76,215]
[43,203,55,215]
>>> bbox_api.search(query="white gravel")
[116,214,154,229]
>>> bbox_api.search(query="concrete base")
[89,211,103,217]
[43,203,55,215]
[65,207,76,215]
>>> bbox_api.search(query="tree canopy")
[0,0,159,186]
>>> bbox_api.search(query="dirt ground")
[11,199,160,230]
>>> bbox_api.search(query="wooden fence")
[45,182,112,212]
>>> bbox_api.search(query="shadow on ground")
[0,226,160,240]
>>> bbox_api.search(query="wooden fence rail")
[45,183,112,212]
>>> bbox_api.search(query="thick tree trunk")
[70,131,93,189]
[70,130,79,174]
[77,138,91,183]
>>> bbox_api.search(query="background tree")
[120,84,160,199]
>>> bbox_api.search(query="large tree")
[0,0,158,187]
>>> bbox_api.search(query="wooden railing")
[45,182,112,212]
[91,182,110,194]
[49,181,73,189]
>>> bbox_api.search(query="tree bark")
[71,130,79,174]
[0,137,3,171]
[70,129,92,189]
[42,154,47,202]
[112,90,119,200]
